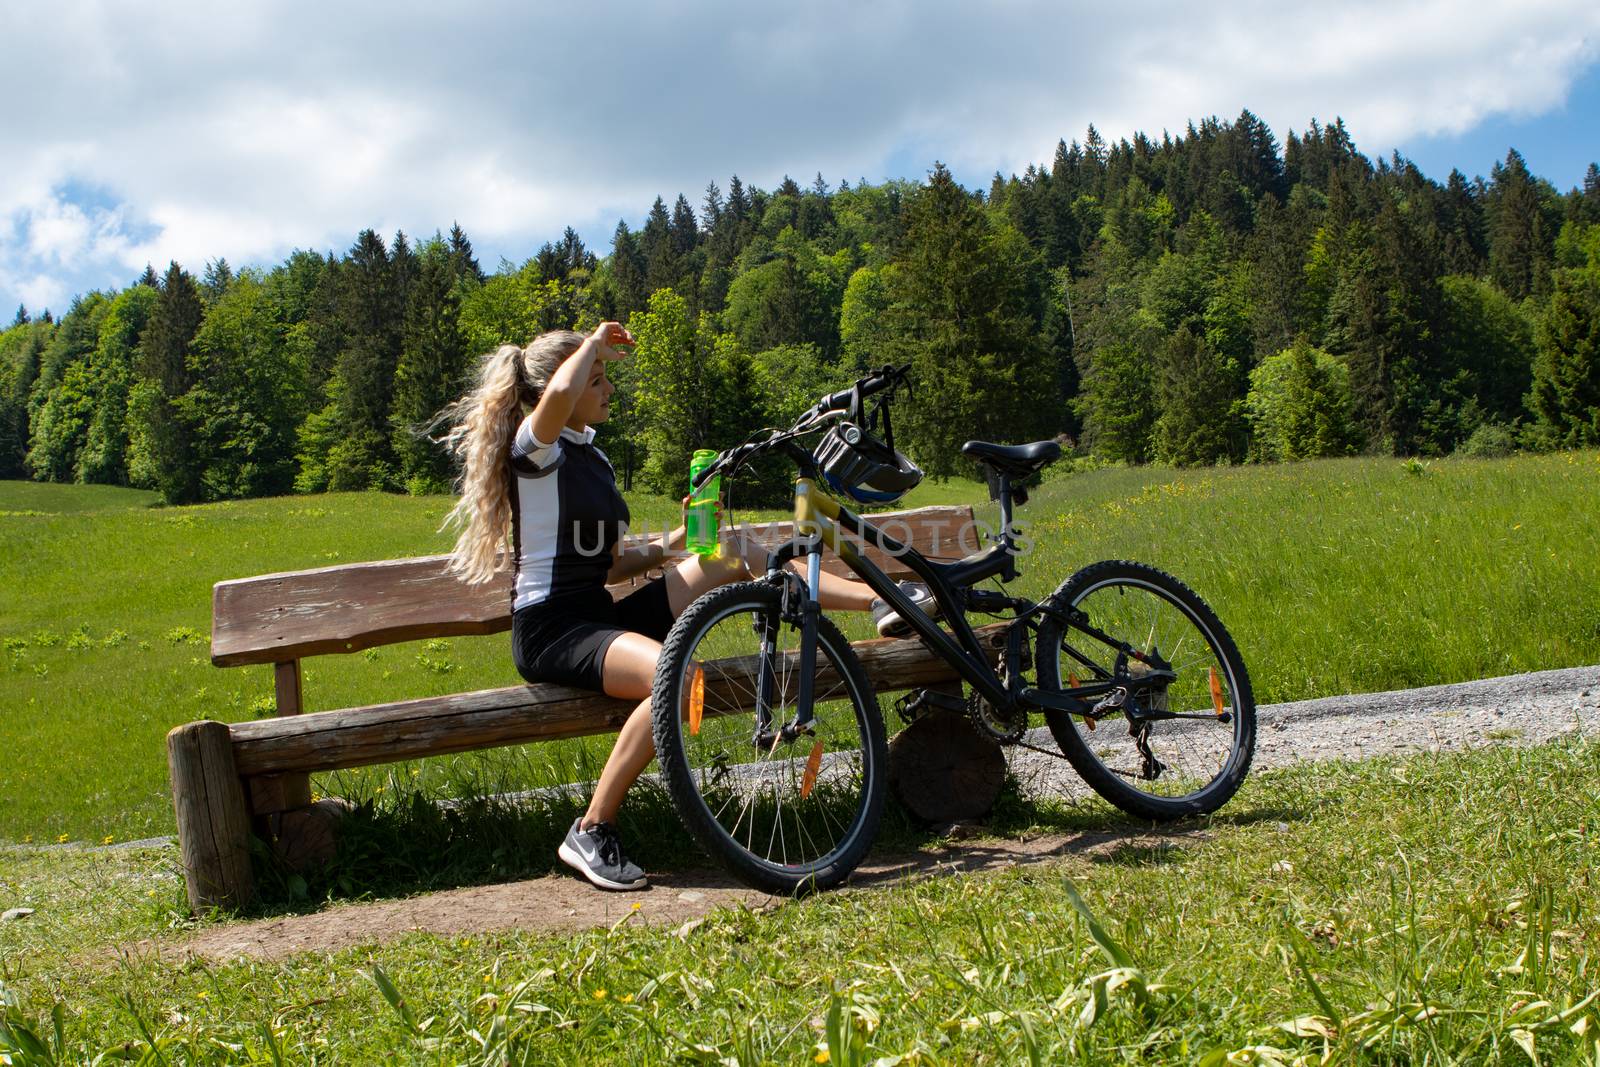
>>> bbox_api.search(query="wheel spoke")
[1037,566,1254,821]
[652,585,884,892]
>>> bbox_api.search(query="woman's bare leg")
[582,632,661,828]
[665,532,876,615]
[585,532,878,827]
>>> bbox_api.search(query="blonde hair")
[439,330,586,583]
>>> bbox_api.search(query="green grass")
[2,740,1596,1063]
[0,480,158,515]
[3,451,1598,844]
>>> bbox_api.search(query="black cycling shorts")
[512,579,675,693]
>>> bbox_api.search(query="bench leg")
[167,720,255,912]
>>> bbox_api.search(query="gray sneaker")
[558,819,648,891]
[870,580,940,638]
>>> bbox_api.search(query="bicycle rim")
[658,587,883,885]
[1045,570,1251,810]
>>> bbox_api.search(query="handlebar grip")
[813,364,909,416]
[815,386,857,414]
[690,460,720,491]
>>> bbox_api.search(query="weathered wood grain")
[167,720,254,911]
[230,624,1006,778]
[887,709,1006,823]
[211,506,977,667]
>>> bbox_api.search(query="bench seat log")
[211,506,978,668]
[231,624,1006,780]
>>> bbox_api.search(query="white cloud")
[2,0,1598,313]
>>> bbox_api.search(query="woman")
[438,322,931,891]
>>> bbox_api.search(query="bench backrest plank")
[211,505,976,668]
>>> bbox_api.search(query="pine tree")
[1245,340,1362,460]
[1529,265,1600,446]
[1488,149,1549,300]
[1440,169,1488,276]
[609,221,647,318]
[641,197,678,293]
[701,182,723,235]
[392,251,467,492]
[138,264,159,289]
[886,163,1055,477]
[0,320,47,476]
[129,263,204,501]
[11,305,27,327]
[670,195,699,258]
[448,222,485,283]
[1152,325,1244,466]
[201,258,233,305]
[317,229,405,490]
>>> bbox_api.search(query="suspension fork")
[794,547,823,731]
[754,545,821,745]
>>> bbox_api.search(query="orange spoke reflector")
[800,738,824,799]
[1208,666,1225,718]
[688,663,705,735]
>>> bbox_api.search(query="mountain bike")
[650,364,1255,894]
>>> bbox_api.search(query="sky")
[3,0,1599,318]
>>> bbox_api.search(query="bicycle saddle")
[961,439,1062,477]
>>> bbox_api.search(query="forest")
[2,109,1598,506]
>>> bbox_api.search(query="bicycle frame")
[763,472,1128,724]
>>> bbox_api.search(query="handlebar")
[689,362,913,491]
[808,361,912,418]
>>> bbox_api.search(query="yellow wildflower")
[592,989,608,1000]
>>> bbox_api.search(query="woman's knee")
[601,632,661,701]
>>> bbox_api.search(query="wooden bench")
[168,505,989,911]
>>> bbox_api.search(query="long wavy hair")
[438,330,586,583]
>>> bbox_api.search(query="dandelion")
[619,994,634,1003]
[592,989,608,1000]
[815,1049,831,1064]
[196,991,208,999]
[101,835,114,845]
[55,833,69,844]
[631,902,643,911]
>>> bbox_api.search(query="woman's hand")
[588,322,635,361]
[677,494,722,552]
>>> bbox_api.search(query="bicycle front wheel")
[1035,560,1255,821]
[651,580,887,894]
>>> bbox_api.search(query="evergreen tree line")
[3,109,1598,508]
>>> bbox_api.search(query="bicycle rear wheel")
[651,580,887,894]
[1034,560,1255,821]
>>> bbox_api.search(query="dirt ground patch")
[169,827,1200,963]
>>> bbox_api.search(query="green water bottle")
[687,449,720,556]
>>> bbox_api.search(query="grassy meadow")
[1,739,1597,1063]
[2,450,1599,844]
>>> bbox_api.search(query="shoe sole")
[876,609,940,639]
[558,841,649,891]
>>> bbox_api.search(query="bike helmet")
[814,421,924,505]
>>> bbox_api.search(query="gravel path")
[1006,664,1600,800]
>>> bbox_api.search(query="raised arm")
[524,322,634,444]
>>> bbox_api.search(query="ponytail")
[438,331,585,584]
